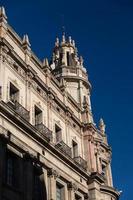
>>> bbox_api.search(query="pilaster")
[47,168,59,200]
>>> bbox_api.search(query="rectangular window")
[72,140,78,158]
[9,82,19,103]
[35,106,42,125]
[55,124,62,143]
[6,151,20,188]
[56,183,64,200]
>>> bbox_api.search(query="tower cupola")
[50,34,93,122]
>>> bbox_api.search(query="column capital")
[47,168,59,179]
[67,181,78,192]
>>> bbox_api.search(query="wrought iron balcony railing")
[14,101,30,121]
[8,101,30,122]
[74,156,87,170]
[35,123,53,142]
[55,140,72,158]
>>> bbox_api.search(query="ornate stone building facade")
[0,6,120,200]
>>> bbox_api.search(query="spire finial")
[0,6,7,23]
[79,56,84,66]
[69,36,72,44]
[99,118,106,134]
[62,32,66,43]
[55,37,59,47]
[72,40,75,47]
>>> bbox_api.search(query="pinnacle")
[55,37,59,47]
[99,118,104,125]
[43,58,49,67]
[22,34,31,47]
[0,6,7,19]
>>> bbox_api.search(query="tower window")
[9,82,19,103]
[72,140,78,158]
[55,124,62,143]
[56,183,64,200]
[35,106,42,125]
[66,51,70,66]
[101,163,106,176]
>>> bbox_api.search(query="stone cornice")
[87,172,105,184]
[0,38,83,128]
[100,185,120,199]
[62,75,91,89]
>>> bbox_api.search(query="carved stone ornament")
[47,168,59,179]
[67,182,78,192]
[84,193,89,200]
[88,134,94,142]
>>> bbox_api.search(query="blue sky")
[1,0,133,199]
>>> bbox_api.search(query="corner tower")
[51,34,93,123]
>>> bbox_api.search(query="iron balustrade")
[14,101,30,121]
[35,123,52,142]
[7,101,30,121]
[55,140,72,158]
[74,156,87,170]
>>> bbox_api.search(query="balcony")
[35,123,52,142]
[55,140,72,158]
[8,101,30,122]
[74,156,87,170]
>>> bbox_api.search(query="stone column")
[47,168,59,200]
[106,163,113,186]
[88,135,96,172]
[43,168,49,199]
[25,71,33,114]
[95,148,102,174]
[47,94,54,132]
[79,80,83,106]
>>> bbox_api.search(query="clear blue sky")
[1,0,132,199]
